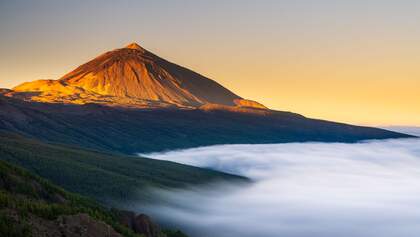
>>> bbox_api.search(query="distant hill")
[382,126,420,137]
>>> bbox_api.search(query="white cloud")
[138,138,420,237]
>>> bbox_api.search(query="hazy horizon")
[381,126,420,137]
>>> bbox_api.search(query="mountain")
[8,42,262,109]
[0,42,414,155]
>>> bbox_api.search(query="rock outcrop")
[57,214,123,237]
[132,214,166,237]
[2,211,123,237]
[116,210,167,237]
[233,98,267,109]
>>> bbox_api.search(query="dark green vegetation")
[0,96,412,155]
[0,159,192,237]
[162,230,189,237]
[0,212,31,237]
[0,132,247,204]
[0,159,141,237]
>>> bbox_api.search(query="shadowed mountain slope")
[0,96,412,155]
[0,131,246,204]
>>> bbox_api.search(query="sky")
[0,0,419,126]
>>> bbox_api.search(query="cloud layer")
[139,138,420,237]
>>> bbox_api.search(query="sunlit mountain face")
[4,42,265,111]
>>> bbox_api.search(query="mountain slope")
[9,43,242,108]
[0,96,412,155]
[0,131,247,204]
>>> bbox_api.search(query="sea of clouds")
[139,137,420,237]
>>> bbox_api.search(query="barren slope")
[10,43,245,108]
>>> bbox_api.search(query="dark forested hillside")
[0,158,139,237]
[0,96,412,155]
[0,159,194,237]
[0,132,247,204]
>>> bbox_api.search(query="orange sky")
[0,1,419,126]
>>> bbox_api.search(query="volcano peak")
[125,42,143,50]
[10,42,269,110]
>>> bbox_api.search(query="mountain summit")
[125,42,144,50]
[9,42,265,109]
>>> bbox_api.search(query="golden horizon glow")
[1,1,419,126]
